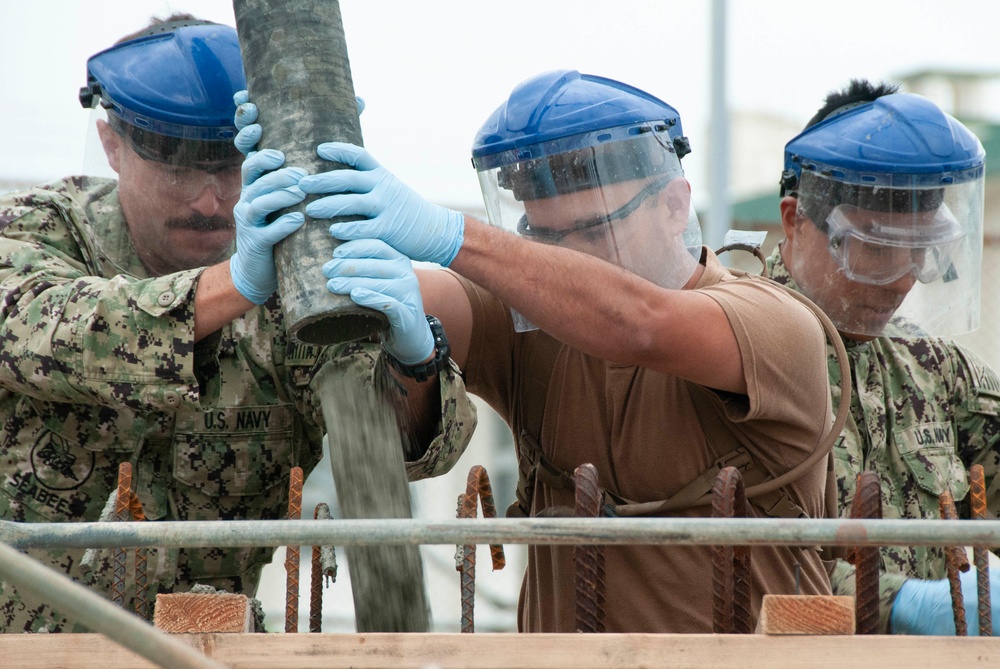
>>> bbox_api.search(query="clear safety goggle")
[825,203,964,286]
[515,171,673,243]
[115,130,240,202]
[150,161,242,202]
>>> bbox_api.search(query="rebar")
[847,471,882,635]
[129,492,149,620]
[456,465,505,633]
[573,463,606,634]
[939,490,969,636]
[712,466,752,634]
[111,462,132,607]
[970,464,992,636]
[310,502,337,633]
[285,466,304,633]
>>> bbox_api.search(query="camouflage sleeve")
[829,556,911,633]
[0,196,204,411]
[305,341,477,480]
[403,358,477,481]
[951,345,1000,519]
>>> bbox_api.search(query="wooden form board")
[756,595,856,635]
[3,633,1000,669]
[153,593,252,633]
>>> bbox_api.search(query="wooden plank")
[3,633,1000,669]
[757,595,855,635]
[153,593,252,633]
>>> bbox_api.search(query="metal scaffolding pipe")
[4,517,1000,550]
[0,541,226,669]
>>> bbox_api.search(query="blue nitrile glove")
[232,90,365,157]
[297,142,465,266]
[322,238,433,365]
[230,149,307,304]
[890,566,1000,635]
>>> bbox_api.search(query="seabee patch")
[29,432,95,490]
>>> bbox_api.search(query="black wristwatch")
[384,315,451,382]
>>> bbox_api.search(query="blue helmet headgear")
[779,92,985,224]
[79,20,245,168]
[779,90,986,339]
[472,70,690,201]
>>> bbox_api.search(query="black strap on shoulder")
[507,331,563,518]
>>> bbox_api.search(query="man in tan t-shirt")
[237,70,837,632]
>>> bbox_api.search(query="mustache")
[166,214,234,232]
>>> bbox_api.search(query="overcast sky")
[2,0,999,210]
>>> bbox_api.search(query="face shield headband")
[823,203,964,286]
[496,128,681,202]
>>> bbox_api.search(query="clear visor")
[789,171,983,338]
[475,131,702,332]
[83,105,242,201]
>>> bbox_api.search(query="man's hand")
[890,566,1000,635]
[229,150,307,304]
[298,143,466,267]
[323,239,434,365]
[232,90,365,157]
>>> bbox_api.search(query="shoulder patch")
[956,345,1000,397]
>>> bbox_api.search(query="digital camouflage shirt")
[0,177,476,632]
[767,246,1000,633]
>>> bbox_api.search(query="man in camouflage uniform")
[0,16,475,632]
[768,79,1000,634]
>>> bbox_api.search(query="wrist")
[229,253,272,305]
[383,315,450,382]
[439,210,466,267]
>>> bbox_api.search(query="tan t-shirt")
[457,249,833,633]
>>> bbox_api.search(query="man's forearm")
[193,260,256,341]
[450,216,746,393]
[378,355,443,461]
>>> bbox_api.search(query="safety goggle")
[117,124,242,201]
[825,203,964,286]
[151,161,242,202]
[516,172,673,243]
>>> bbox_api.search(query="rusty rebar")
[573,463,606,634]
[128,492,148,620]
[711,466,752,634]
[285,466,304,633]
[456,465,506,633]
[111,462,132,607]
[847,471,882,635]
[940,490,970,636]
[970,464,992,636]
[310,502,337,633]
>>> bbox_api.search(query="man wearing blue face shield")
[0,14,474,633]
[767,78,1000,635]
[237,69,842,633]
